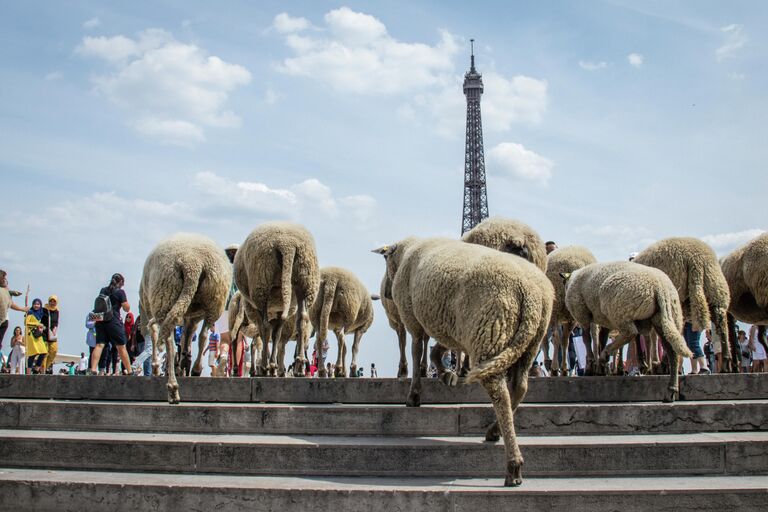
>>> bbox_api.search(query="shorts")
[214,311,229,335]
[208,350,217,367]
[95,319,127,346]
[753,341,767,361]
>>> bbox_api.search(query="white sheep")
[545,246,598,376]
[139,234,232,404]
[380,272,429,379]
[233,222,320,376]
[634,237,733,373]
[310,266,374,378]
[563,261,693,402]
[720,233,768,363]
[375,237,553,487]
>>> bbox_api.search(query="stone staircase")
[0,374,766,511]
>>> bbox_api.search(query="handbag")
[46,313,58,342]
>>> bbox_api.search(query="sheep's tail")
[317,277,337,342]
[686,265,710,332]
[279,247,296,320]
[466,299,542,383]
[654,287,693,359]
[166,261,203,326]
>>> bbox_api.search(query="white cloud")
[488,142,553,184]
[273,13,310,34]
[483,73,548,130]
[82,17,101,30]
[76,28,251,145]
[716,24,747,62]
[44,71,63,81]
[579,60,607,71]
[265,88,280,105]
[275,7,458,95]
[702,229,765,255]
[132,118,205,146]
[339,194,377,225]
[628,53,644,68]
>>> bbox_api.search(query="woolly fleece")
[462,216,548,272]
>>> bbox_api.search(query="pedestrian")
[0,270,29,350]
[88,274,135,376]
[213,244,239,376]
[749,325,767,373]
[204,325,220,377]
[683,322,710,374]
[124,312,136,363]
[40,295,59,374]
[370,363,377,378]
[326,362,332,378]
[25,298,47,374]
[545,241,558,255]
[77,351,88,375]
[131,314,151,377]
[9,326,25,374]
[737,330,751,373]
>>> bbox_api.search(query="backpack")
[93,292,113,322]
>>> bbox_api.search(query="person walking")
[40,295,59,374]
[204,325,220,377]
[77,352,88,375]
[25,298,47,374]
[370,363,378,378]
[124,312,137,364]
[0,270,29,350]
[749,325,767,373]
[131,315,151,376]
[9,326,25,374]
[683,322,710,374]
[737,330,751,373]
[88,274,135,376]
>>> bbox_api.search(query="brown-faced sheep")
[721,233,768,363]
[139,234,232,404]
[563,261,693,402]
[310,267,373,378]
[633,237,733,372]
[375,237,553,487]
[233,222,320,376]
[545,246,598,376]
[380,272,429,379]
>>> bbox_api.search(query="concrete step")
[0,373,766,403]
[2,469,766,512]
[2,398,766,436]
[0,430,765,478]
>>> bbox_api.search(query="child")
[203,325,220,377]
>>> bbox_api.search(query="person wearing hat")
[40,295,60,373]
[25,298,48,373]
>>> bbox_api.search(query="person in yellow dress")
[41,295,59,373]
[25,298,48,374]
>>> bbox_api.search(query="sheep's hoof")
[484,421,501,442]
[350,365,358,377]
[397,365,408,379]
[318,368,327,378]
[440,371,458,387]
[167,385,180,405]
[190,366,202,377]
[420,365,428,378]
[294,358,306,376]
[662,388,678,403]
[504,461,523,487]
[406,391,421,407]
[152,363,161,376]
[334,366,346,378]
[543,359,552,373]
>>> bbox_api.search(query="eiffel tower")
[461,39,489,235]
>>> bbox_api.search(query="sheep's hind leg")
[420,335,430,377]
[334,329,347,377]
[482,375,523,486]
[150,322,161,376]
[161,322,180,404]
[349,329,363,377]
[406,332,425,407]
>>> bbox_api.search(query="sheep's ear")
[559,272,572,282]
[371,244,396,256]
[370,294,381,301]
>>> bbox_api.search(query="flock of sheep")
[136,217,768,487]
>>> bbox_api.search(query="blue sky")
[1,1,766,374]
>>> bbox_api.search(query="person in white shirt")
[77,352,88,374]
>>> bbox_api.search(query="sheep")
[139,234,232,404]
[233,222,320,377]
[310,267,374,378]
[462,216,548,272]
[545,246,598,376]
[563,261,693,402]
[374,237,553,487]
[380,272,429,379]
[633,237,734,373]
[462,216,549,373]
[721,233,768,364]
